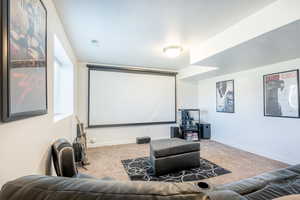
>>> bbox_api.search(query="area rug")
[121,157,231,182]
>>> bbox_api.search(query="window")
[54,35,74,121]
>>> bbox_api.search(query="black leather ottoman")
[150,138,200,176]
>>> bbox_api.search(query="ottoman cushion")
[150,138,200,158]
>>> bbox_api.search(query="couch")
[0,175,209,200]
[214,164,300,200]
[1,165,300,200]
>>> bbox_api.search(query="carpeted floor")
[80,140,289,185]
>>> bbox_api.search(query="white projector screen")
[88,66,176,127]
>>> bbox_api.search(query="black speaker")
[170,127,181,138]
[73,142,83,163]
[136,136,151,144]
[200,123,211,139]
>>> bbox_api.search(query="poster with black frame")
[1,0,47,122]
[216,80,234,113]
[263,70,300,118]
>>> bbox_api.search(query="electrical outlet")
[89,138,96,144]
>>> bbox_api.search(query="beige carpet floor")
[80,140,288,185]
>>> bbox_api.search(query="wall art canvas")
[216,80,234,113]
[263,70,299,118]
[1,0,47,122]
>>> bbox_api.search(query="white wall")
[198,58,300,165]
[0,0,78,187]
[77,63,198,147]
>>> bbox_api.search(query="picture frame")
[263,69,300,118]
[1,0,48,122]
[216,79,235,113]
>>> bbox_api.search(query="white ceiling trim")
[178,65,218,80]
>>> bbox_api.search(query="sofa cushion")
[0,175,207,200]
[216,166,299,195]
[150,138,200,158]
[74,173,95,179]
[216,165,300,200]
[244,176,300,200]
[286,164,300,175]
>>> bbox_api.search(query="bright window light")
[54,35,74,121]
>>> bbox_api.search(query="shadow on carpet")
[121,157,231,182]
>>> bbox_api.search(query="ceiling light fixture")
[163,46,183,58]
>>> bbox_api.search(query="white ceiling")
[192,20,300,80]
[53,0,276,69]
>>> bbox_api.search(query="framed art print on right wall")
[263,69,300,118]
[216,79,235,113]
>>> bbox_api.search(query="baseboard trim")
[88,136,168,148]
[88,139,135,148]
[213,138,291,165]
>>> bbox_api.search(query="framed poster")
[216,80,234,113]
[263,70,300,118]
[1,0,47,122]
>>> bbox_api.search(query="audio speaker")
[170,127,181,138]
[200,123,211,139]
[136,136,151,144]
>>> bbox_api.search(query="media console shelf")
[178,109,200,142]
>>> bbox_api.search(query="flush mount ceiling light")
[163,46,183,58]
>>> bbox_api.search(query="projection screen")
[88,66,177,127]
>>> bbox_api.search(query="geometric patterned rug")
[121,157,231,182]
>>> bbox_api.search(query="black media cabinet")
[178,109,201,141]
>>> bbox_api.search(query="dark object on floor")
[121,156,230,182]
[150,138,200,176]
[136,136,151,144]
[52,138,93,178]
[199,123,211,139]
[170,126,182,138]
[214,164,300,200]
[0,175,209,200]
[73,142,83,163]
